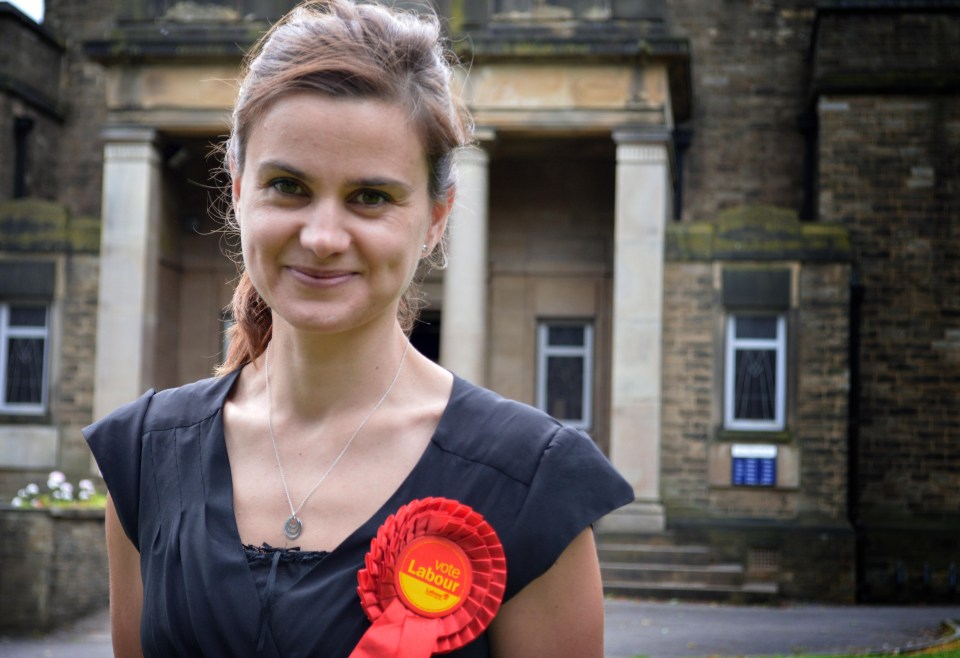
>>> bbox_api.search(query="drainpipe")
[798,108,818,221]
[14,116,35,198]
[847,270,865,601]
[672,127,692,222]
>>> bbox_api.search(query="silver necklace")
[264,342,409,540]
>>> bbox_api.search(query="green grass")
[628,638,960,658]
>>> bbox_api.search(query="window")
[536,321,593,429]
[0,303,49,415]
[724,314,786,431]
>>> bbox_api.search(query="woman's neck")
[263,316,410,423]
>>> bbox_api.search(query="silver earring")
[421,243,428,253]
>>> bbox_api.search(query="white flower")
[25,483,40,496]
[11,497,23,508]
[60,482,74,501]
[79,479,96,494]
[47,471,66,489]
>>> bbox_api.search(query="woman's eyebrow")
[255,160,415,194]
[347,177,413,192]
[257,160,309,180]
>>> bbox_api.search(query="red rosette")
[351,497,507,657]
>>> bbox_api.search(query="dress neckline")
[208,367,465,559]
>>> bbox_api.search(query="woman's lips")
[286,266,357,287]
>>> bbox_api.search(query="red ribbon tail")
[350,599,439,658]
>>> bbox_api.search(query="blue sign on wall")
[731,444,777,487]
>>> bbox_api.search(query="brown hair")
[218,0,471,374]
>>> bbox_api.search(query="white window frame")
[0,302,50,415]
[724,314,786,431]
[536,320,594,430]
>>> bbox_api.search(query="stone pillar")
[440,131,493,385]
[92,128,162,421]
[606,128,671,532]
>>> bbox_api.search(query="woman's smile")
[285,265,358,288]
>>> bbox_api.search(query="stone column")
[440,131,493,385]
[93,127,162,421]
[606,128,671,532]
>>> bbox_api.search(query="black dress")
[84,371,634,657]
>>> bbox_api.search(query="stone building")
[0,0,956,603]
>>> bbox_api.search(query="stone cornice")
[666,205,851,263]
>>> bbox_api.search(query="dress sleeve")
[82,389,156,552]
[503,426,634,601]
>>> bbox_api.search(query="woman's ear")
[230,157,242,220]
[426,187,455,250]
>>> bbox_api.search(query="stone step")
[601,561,745,587]
[597,531,680,547]
[603,579,780,604]
[597,542,713,566]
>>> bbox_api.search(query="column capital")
[612,125,671,146]
[614,126,673,167]
[458,142,490,167]
[472,126,497,144]
[101,125,159,144]
[102,127,160,164]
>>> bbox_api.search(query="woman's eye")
[269,178,304,196]
[354,189,391,207]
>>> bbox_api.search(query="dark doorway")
[410,310,441,363]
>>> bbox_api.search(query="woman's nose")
[299,200,350,256]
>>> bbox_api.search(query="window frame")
[724,313,787,432]
[0,302,50,415]
[536,319,594,430]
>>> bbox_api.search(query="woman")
[85,1,634,656]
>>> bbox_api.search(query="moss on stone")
[0,198,99,254]
[714,204,803,258]
[667,204,850,262]
[666,221,714,261]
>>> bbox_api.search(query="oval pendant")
[283,515,303,540]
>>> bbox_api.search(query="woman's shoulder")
[142,371,240,432]
[433,377,575,485]
[87,371,240,439]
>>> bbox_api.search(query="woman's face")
[233,92,450,337]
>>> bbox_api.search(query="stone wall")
[811,7,960,601]
[0,508,107,633]
[670,520,857,603]
[0,4,64,203]
[661,209,851,526]
[668,0,816,221]
[818,93,960,599]
[44,0,115,218]
[57,254,101,474]
[661,260,714,514]
[794,264,850,519]
[819,94,960,526]
[0,198,100,492]
[813,10,960,89]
